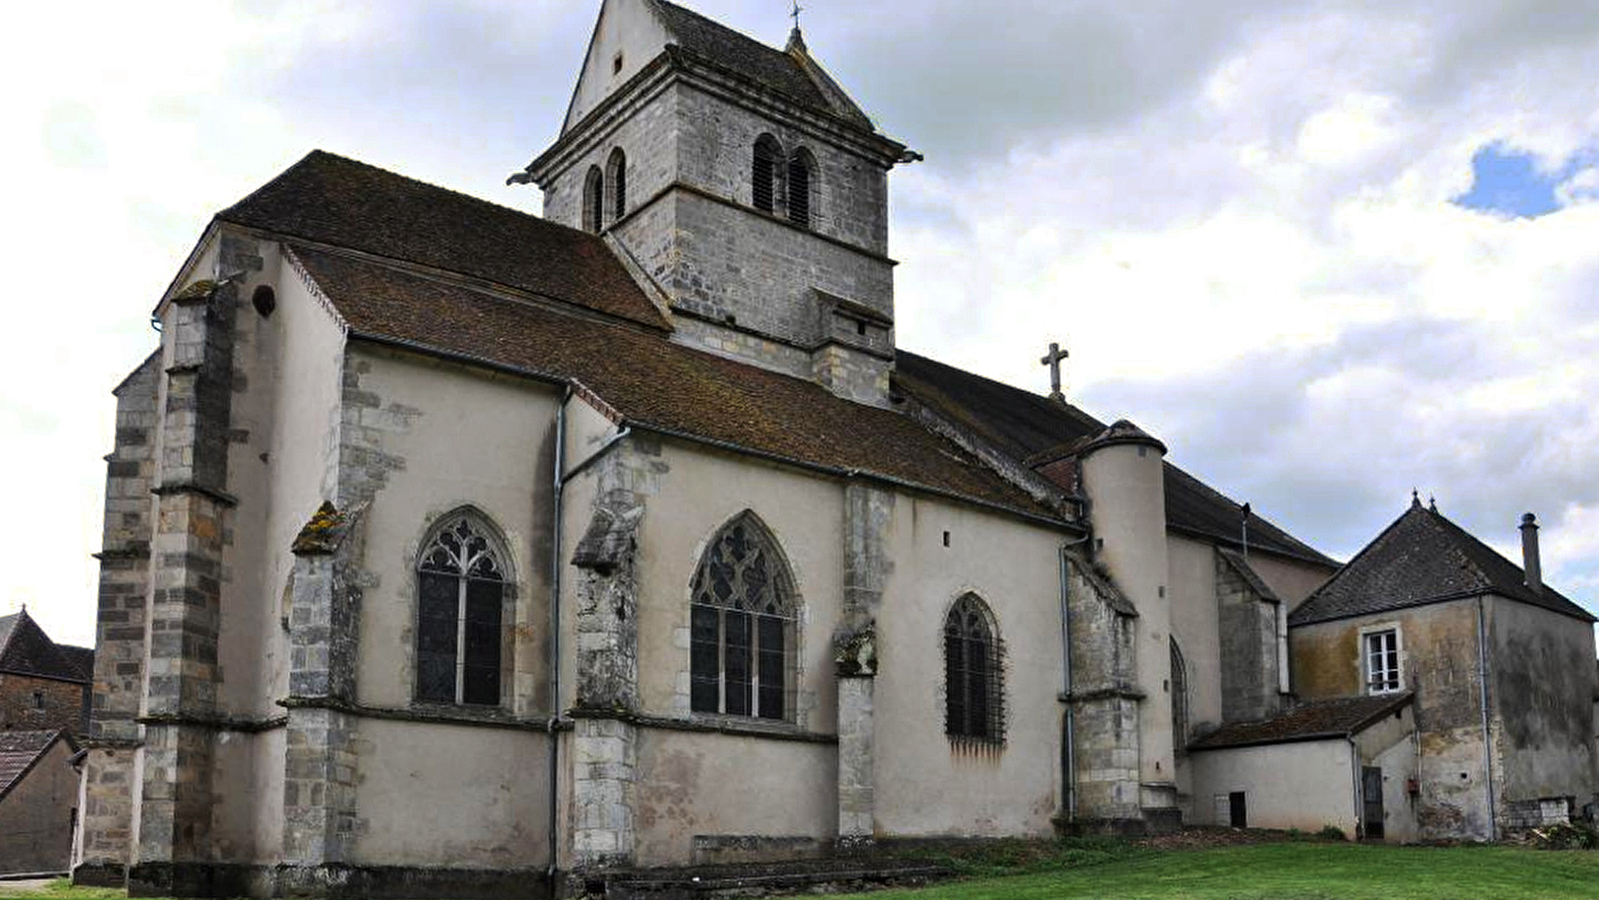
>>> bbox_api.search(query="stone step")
[591,858,952,899]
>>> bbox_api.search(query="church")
[73,1,1597,897]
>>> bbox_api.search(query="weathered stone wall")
[1215,554,1283,723]
[0,738,80,875]
[1291,601,1494,839]
[1065,559,1143,825]
[1486,597,1598,824]
[0,675,86,734]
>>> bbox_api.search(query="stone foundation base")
[72,862,128,888]
[1053,816,1157,837]
[126,862,553,899]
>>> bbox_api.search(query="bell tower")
[515,0,916,408]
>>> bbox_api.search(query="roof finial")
[790,0,803,31]
[1411,488,1421,509]
[1040,341,1069,403]
[786,0,807,52]
[1428,494,1437,512]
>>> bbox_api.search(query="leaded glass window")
[690,512,796,720]
[416,514,507,706]
[945,594,1003,743]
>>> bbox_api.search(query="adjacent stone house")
[0,609,93,737]
[1,729,83,875]
[68,1,1596,897]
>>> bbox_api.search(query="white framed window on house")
[1363,627,1402,694]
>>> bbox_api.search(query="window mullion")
[455,577,468,704]
[717,607,727,715]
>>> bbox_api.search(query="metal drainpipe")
[1349,738,1362,837]
[1058,534,1092,823]
[1476,595,1497,840]
[546,387,571,882]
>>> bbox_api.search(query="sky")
[3,0,1598,647]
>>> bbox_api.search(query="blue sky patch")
[1453,143,1593,218]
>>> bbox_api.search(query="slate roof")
[1189,693,1412,751]
[0,611,90,683]
[647,1,870,128]
[0,730,75,801]
[217,151,670,330]
[894,351,1336,567]
[290,246,1054,521]
[1290,502,1595,626]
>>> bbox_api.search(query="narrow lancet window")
[753,135,782,214]
[583,166,605,233]
[786,150,813,228]
[944,593,1004,742]
[607,148,627,222]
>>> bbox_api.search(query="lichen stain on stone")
[173,279,222,302]
[292,501,347,555]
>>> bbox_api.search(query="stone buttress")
[77,352,162,886]
[834,483,892,844]
[128,278,239,895]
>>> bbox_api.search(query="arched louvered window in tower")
[752,135,783,214]
[416,513,509,706]
[689,511,798,720]
[786,149,814,228]
[944,593,1004,742]
[607,148,627,222]
[1171,637,1189,755]
[583,165,605,233]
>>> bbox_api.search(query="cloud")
[6,0,1599,642]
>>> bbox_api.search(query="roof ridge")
[223,150,588,240]
[651,0,779,53]
[1292,505,1419,622]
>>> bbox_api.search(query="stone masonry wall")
[1215,554,1282,724]
[77,351,160,882]
[0,675,86,734]
[1065,559,1142,824]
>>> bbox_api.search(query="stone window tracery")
[944,593,1004,743]
[416,513,508,706]
[689,512,796,720]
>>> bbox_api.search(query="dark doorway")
[1229,791,1247,828]
[1362,767,1385,840]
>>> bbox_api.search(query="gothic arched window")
[583,165,605,233]
[689,512,797,720]
[752,135,783,214]
[786,149,815,229]
[607,148,627,222]
[944,593,1003,742]
[1171,637,1189,755]
[416,513,509,706]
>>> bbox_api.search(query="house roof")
[217,151,670,331]
[290,246,1056,522]
[647,1,871,129]
[0,730,77,802]
[0,610,91,683]
[1189,693,1412,751]
[893,351,1336,567]
[1289,501,1595,626]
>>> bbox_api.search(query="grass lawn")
[840,842,1599,900]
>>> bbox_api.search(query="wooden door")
[1362,767,1385,840]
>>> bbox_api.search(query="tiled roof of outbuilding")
[0,730,75,800]
[290,246,1055,522]
[217,151,670,330]
[893,351,1336,567]
[1289,502,1595,626]
[1189,693,1412,751]
[0,610,90,683]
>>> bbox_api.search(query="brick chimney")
[1520,512,1542,594]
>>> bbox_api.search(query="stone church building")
[73,0,1597,896]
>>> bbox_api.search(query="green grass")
[0,879,124,900]
[840,843,1599,900]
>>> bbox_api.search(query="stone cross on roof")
[1040,341,1069,402]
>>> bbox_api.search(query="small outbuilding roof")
[1289,501,1594,626]
[0,610,91,683]
[0,730,77,801]
[1189,693,1412,751]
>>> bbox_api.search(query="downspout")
[1058,534,1091,823]
[1476,594,1497,840]
[546,387,571,882]
[1348,737,1362,838]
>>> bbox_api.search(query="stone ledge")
[150,481,239,508]
[136,712,287,734]
[569,708,838,744]
[1061,685,1148,703]
[280,695,561,732]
